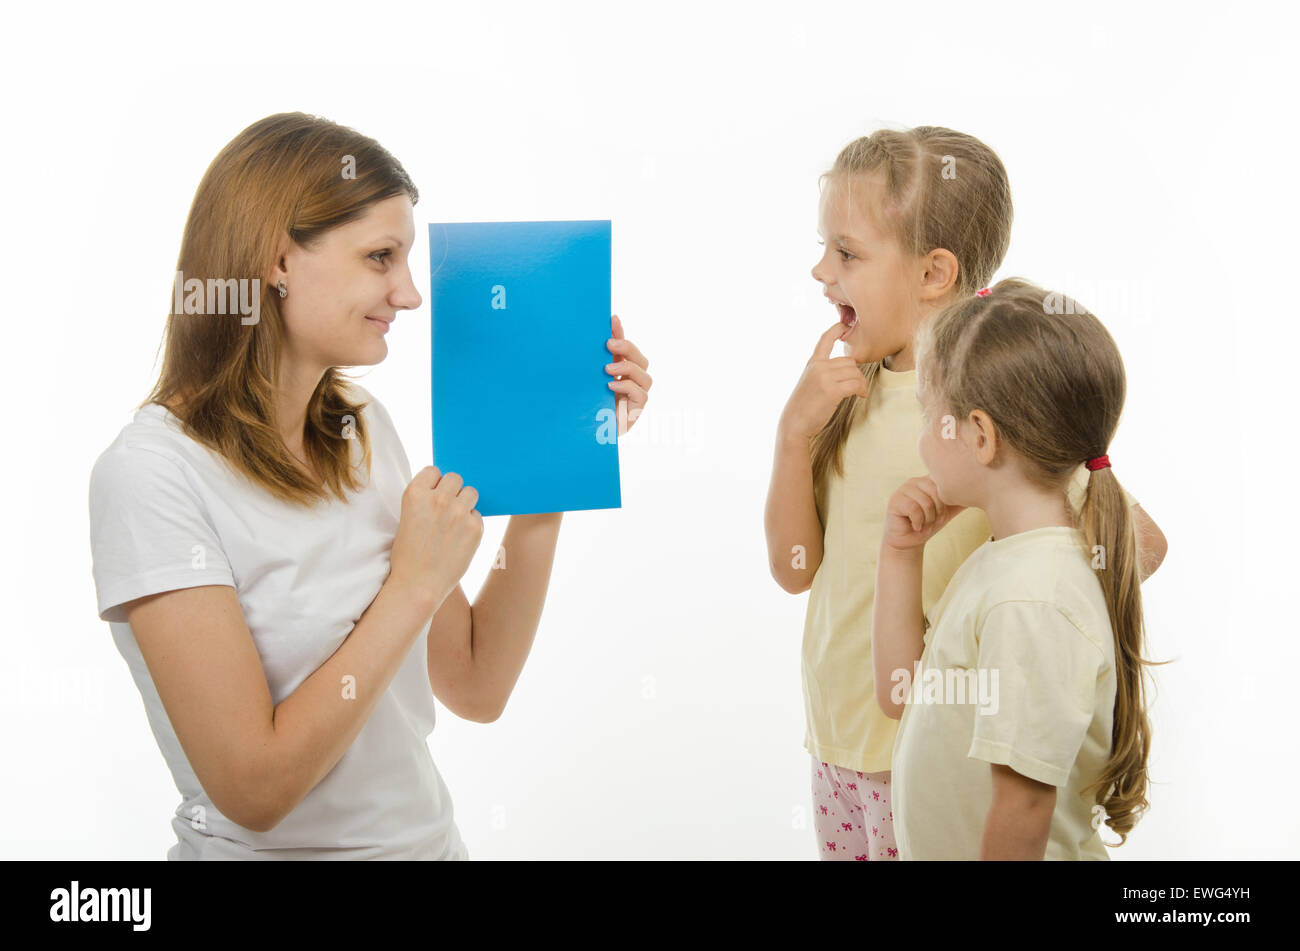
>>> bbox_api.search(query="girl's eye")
[816,240,854,261]
[369,250,391,263]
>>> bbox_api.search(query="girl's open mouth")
[837,302,858,332]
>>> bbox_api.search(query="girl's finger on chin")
[903,484,937,522]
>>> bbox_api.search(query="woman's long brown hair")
[915,277,1163,845]
[810,126,1014,491]
[144,112,418,506]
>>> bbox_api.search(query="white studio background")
[1,0,1295,860]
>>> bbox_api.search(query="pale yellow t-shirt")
[802,365,991,773]
[801,364,1136,774]
[890,526,1118,860]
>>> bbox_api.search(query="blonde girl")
[764,129,1166,861]
[874,278,1158,859]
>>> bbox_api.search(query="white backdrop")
[3,0,1295,860]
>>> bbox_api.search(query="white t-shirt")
[891,526,1118,861]
[88,384,468,860]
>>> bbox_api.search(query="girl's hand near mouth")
[779,321,871,442]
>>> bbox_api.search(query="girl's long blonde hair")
[915,277,1160,845]
[810,126,1014,491]
[144,112,419,506]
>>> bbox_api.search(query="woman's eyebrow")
[370,234,408,247]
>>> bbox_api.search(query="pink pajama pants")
[811,755,898,861]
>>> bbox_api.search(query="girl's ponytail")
[1077,463,1153,844]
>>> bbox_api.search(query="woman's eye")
[369,250,391,263]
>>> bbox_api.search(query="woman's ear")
[267,234,292,287]
[918,248,960,303]
[968,408,999,465]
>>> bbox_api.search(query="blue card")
[428,220,620,516]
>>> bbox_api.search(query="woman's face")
[276,194,422,372]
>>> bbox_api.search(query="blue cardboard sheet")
[428,220,620,516]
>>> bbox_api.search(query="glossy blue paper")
[428,220,620,516]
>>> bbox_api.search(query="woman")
[87,113,652,859]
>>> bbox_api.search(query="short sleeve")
[89,446,236,623]
[1066,464,1137,514]
[967,601,1104,787]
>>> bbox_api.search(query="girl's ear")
[968,408,999,465]
[918,248,960,303]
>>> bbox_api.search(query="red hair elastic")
[975,287,991,297]
[1085,455,1111,471]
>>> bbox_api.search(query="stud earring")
[277,281,287,298]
